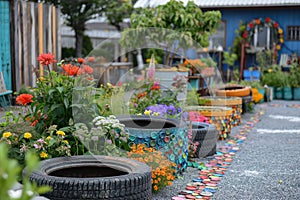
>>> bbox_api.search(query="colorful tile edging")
[172,108,264,200]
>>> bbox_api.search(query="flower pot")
[265,87,274,102]
[275,87,283,99]
[186,106,232,140]
[293,87,300,100]
[283,87,293,100]
[198,96,243,126]
[27,156,152,200]
[258,88,265,103]
[117,115,188,174]
[216,85,251,97]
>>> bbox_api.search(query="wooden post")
[52,5,56,70]
[239,41,245,82]
[38,3,43,77]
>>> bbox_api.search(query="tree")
[121,0,222,65]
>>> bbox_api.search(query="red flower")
[82,65,93,74]
[77,58,85,64]
[62,64,81,76]
[265,17,271,23]
[16,94,33,105]
[137,92,147,99]
[37,53,56,65]
[151,83,160,90]
[31,119,38,126]
[242,31,248,39]
[248,22,254,29]
[273,22,279,28]
[87,57,95,62]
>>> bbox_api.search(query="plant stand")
[186,106,232,140]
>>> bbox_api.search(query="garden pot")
[275,87,283,99]
[198,96,243,126]
[190,122,218,158]
[117,115,188,174]
[186,106,232,140]
[283,87,293,100]
[258,88,265,103]
[216,85,251,97]
[293,87,300,100]
[26,156,152,200]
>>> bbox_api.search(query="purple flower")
[37,138,45,144]
[34,144,39,149]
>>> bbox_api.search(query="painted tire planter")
[199,96,243,126]
[186,106,232,140]
[190,122,218,158]
[216,85,251,97]
[27,156,152,200]
[117,115,188,174]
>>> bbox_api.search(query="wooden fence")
[10,0,60,91]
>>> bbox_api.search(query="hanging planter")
[243,17,284,51]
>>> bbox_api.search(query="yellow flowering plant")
[127,144,176,193]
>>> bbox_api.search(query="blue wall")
[221,7,300,55]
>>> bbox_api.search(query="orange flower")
[255,18,261,25]
[82,65,93,74]
[137,92,147,99]
[153,185,158,191]
[37,53,56,65]
[151,84,160,90]
[16,94,33,105]
[62,64,81,76]
[77,58,85,64]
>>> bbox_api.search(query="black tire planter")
[190,122,218,158]
[26,156,152,200]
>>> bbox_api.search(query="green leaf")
[56,87,64,94]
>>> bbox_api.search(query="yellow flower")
[63,140,69,144]
[56,130,66,136]
[276,45,281,50]
[24,132,32,139]
[280,38,284,43]
[2,132,12,138]
[268,69,272,73]
[144,110,152,115]
[278,28,283,34]
[46,136,52,140]
[153,112,160,116]
[40,152,48,159]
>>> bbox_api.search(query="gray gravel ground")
[154,100,300,200]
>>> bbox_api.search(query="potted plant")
[290,63,300,100]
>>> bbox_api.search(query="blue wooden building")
[135,0,300,78]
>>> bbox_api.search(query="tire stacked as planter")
[189,122,218,158]
[216,85,252,114]
[186,106,232,140]
[117,115,188,174]
[27,156,152,200]
[199,96,243,126]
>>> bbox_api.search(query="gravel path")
[154,100,300,200]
